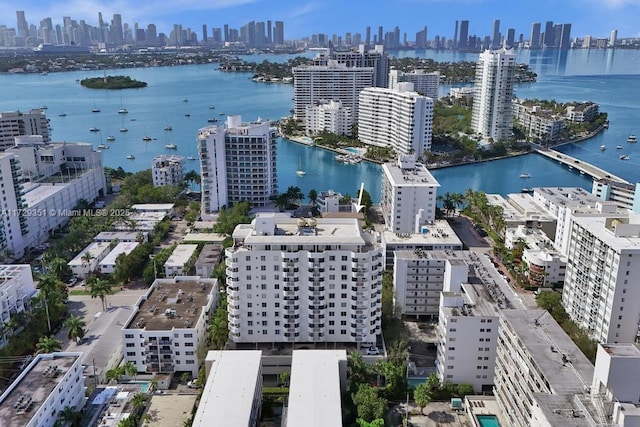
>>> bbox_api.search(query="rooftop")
[193,350,262,427]
[94,231,148,242]
[22,182,66,207]
[68,241,111,266]
[194,244,223,268]
[0,264,32,285]
[0,352,82,427]
[533,187,602,209]
[99,242,139,266]
[442,283,501,317]
[382,221,462,247]
[125,277,216,331]
[165,244,198,267]
[130,203,175,212]
[382,161,440,188]
[572,213,640,251]
[601,343,640,358]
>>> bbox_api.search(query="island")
[80,75,147,89]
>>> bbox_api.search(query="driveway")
[448,216,490,249]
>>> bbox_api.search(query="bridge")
[536,148,630,184]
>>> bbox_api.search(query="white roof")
[68,241,111,266]
[165,244,198,267]
[99,242,139,266]
[286,350,346,427]
[193,351,262,427]
[130,203,174,212]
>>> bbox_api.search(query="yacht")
[207,118,219,123]
[120,127,128,133]
[186,156,196,160]
[89,127,100,132]
[296,158,306,176]
[126,154,135,159]
[106,135,116,141]
[91,107,100,113]
[59,113,67,117]
[617,145,623,149]
[165,143,177,149]
[118,108,128,114]
[600,145,606,151]
[627,134,637,143]
[620,154,630,160]
[97,144,108,149]
[519,173,531,179]
[182,98,189,102]
[209,105,216,109]
[164,126,173,131]
[185,113,191,117]
[143,135,152,142]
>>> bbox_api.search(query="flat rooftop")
[441,283,500,317]
[383,221,463,247]
[182,233,226,243]
[287,350,346,427]
[130,203,174,212]
[94,231,148,242]
[507,193,555,220]
[572,214,640,251]
[68,241,111,266]
[0,264,31,284]
[193,350,262,427]
[194,244,222,268]
[99,242,139,266]
[533,187,602,208]
[126,278,215,331]
[165,244,198,267]
[22,182,66,207]
[0,352,81,426]
[382,162,440,187]
[601,343,640,358]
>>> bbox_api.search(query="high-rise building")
[267,20,272,44]
[358,83,434,156]
[0,109,50,151]
[505,28,515,48]
[198,116,277,215]
[225,213,384,344]
[453,20,459,49]
[305,100,353,136]
[415,26,427,49]
[609,29,618,47]
[471,48,516,142]
[389,69,440,99]
[16,11,28,38]
[151,154,184,187]
[202,24,207,43]
[543,21,555,48]
[458,20,469,50]
[110,13,123,43]
[274,21,284,45]
[530,22,541,49]
[365,26,371,46]
[553,24,563,48]
[312,44,389,88]
[492,19,501,48]
[559,23,572,49]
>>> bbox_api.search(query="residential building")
[320,44,389,88]
[193,350,263,427]
[0,352,86,427]
[485,193,556,238]
[93,231,148,243]
[593,179,637,211]
[380,154,439,234]
[121,276,218,377]
[449,86,475,101]
[381,226,463,270]
[505,225,567,285]
[292,61,374,125]
[0,110,50,151]
[317,190,352,213]
[151,154,184,187]
[304,100,352,136]
[198,116,277,216]
[0,265,37,348]
[565,102,599,123]
[99,241,139,275]
[164,244,198,277]
[471,49,516,142]
[67,241,112,278]
[285,350,347,427]
[226,213,383,345]
[358,83,434,155]
[512,100,566,143]
[388,69,440,100]
[194,244,222,278]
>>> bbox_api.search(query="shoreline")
[283,135,384,164]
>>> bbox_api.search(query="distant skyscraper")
[453,20,459,49]
[610,29,618,47]
[365,26,371,46]
[16,11,29,38]
[458,20,469,50]
[223,24,229,42]
[553,24,562,48]
[471,48,516,142]
[543,21,555,48]
[274,21,284,44]
[506,28,515,48]
[146,24,157,43]
[267,20,272,44]
[110,13,123,43]
[378,26,383,45]
[202,24,208,43]
[492,19,501,48]
[530,22,541,49]
[415,26,427,49]
[559,23,572,49]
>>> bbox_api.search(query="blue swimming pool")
[346,147,360,154]
[476,415,500,427]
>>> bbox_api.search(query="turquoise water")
[476,414,500,427]
[139,382,150,393]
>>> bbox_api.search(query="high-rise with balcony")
[0,110,50,151]
[226,213,383,345]
[198,115,277,216]
[471,48,516,142]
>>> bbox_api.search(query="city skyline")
[1,0,637,44]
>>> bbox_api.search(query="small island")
[80,75,147,89]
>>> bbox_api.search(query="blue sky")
[2,0,638,41]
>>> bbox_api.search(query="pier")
[536,148,630,184]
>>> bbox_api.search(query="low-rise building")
[512,100,566,143]
[193,350,263,427]
[121,276,218,377]
[0,265,37,348]
[565,102,599,123]
[94,231,148,243]
[67,241,112,278]
[194,244,223,278]
[151,154,184,187]
[316,190,351,213]
[0,352,86,427]
[164,244,198,277]
[505,225,567,285]
[99,241,140,275]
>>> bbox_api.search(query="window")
[126,343,135,348]
[248,321,253,326]
[185,343,194,347]
[184,334,193,338]
[186,360,195,364]
[126,352,136,356]
[125,334,134,339]
[248,330,253,335]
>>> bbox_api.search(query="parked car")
[366,346,380,355]
[67,277,78,287]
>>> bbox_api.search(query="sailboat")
[118,97,128,114]
[296,158,306,176]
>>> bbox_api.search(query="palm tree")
[36,335,62,354]
[64,315,86,343]
[81,251,94,266]
[123,361,138,380]
[106,366,124,383]
[47,257,71,280]
[131,392,146,412]
[57,406,82,427]
[88,277,114,311]
[308,189,318,207]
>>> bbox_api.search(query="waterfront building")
[512,100,566,143]
[292,61,374,125]
[380,154,439,234]
[121,276,218,377]
[315,44,389,88]
[99,241,139,275]
[358,83,434,156]
[449,86,475,101]
[388,69,440,100]
[0,110,50,151]
[0,352,86,427]
[286,350,347,427]
[317,190,351,213]
[151,154,184,187]
[68,241,111,278]
[471,49,516,143]
[304,100,352,136]
[592,179,636,211]
[0,265,36,348]
[610,30,618,47]
[565,102,599,123]
[193,350,263,427]
[198,116,277,216]
[225,213,383,345]
[194,244,223,278]
[559,23,572,49]
[164,244,198,277]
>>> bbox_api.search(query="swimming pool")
[476,415,500,427]
[139,382,151,393]
[346,147,361,154]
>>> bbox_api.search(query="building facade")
[226,214,383,344]
[151,154,184,187]
[512,101,566,143]
[358,84,434,156]
[304,100,352,136]
[388,69,440,100]
[0,110,50,151]
[471,49,516,142]
[0,265,37,348]
[164,244,198,277]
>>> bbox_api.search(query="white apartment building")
[226,213,383,344]
[381,154,439,234]
[151,154,184,187]
[67,241,112,278]
[121,276,218,377]
[0,153,27,259]
[512,101,566,143]
[565,102,599,123]
[322,44,389,88]
[0,110,50,151]
[98,241,139,275]
[0,352,86,427]
[193,350,263,427]
[471,48,516,142]
[286,350,347,427]
[198,116,277,216]
[93,231,148,243]
[292,61,374,125]
[592,179,637,211]
[505,225,567,285]
[304,100,352,136]
[393,252,468,318]
[389,69,440,99]
[358,83,434,155]
[164,244,198,277]
[562,210,640,343]
[0,264,37,348]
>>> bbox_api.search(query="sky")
[2,0,639,41]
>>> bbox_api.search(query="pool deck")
[465,396,508,427]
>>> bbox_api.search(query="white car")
[67,277,78,287]
[366,346,380,355]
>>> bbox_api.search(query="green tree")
[214,201,252,235]
[356,188,373,217]
[64,315,86,343]
[456,383,475,397]
[308,189,318,206]
[57,406,82,427]
[123,361,138,380]
[413,382,432,414]
[352,383,388,422]
[356,419,385,427]
[347,352,371,394]
[88,277,114,311]
[36,335,62,354]
[131,393,146,411]
[47,257,71,280]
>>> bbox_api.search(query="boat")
[106,135,116,141]
[164,126,173,131]
[182,98,189,102]
[39,105,48,110]
[186,156,196,160]
[185,113,191,117]
[143,135,152,142]
[209,105,216,109]
[207,118,219,123]
[627,135,637,143]
[97,144,108,149]
[118,98,128,114]
[617,145,623,149]
[59,113,67,117]
[620,154,630,160]
[296,158,306,176]
[603,121,609,129]
[600,145,606,151]
[89,127,100,132]
[580,170,585,175]
[219,112,225,115]
[165,144,177,149]
[126,155,135,159]
[519,173,531,179]
[521,188,533,193]
[120,127,128,132]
